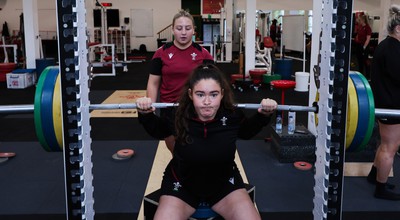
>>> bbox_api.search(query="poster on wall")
[282,15,306,52]
[131,9,153,37]
[203,0,224,15]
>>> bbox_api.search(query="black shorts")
[160,162,245,209]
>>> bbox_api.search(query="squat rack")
[54,0,354,219]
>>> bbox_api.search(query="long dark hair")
[175,64,235,145]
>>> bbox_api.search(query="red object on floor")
[117,149,134,158]
[230,74,249,84]
[294,161,312,171]
[249,69,266,85]
[0,152,16,158]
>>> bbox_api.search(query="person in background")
[368,4,400,201]
[269,19,278,47]
[137,64,277,219]
[354,13,372,77]
[147,9,214,152]
[276,22,282,48]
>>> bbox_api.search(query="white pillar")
[225,0,233,62]
[378,0,393,42]
[23,0,40,69]
[86,0,95,43]
[86,0,95,62]
[244,0,256,76]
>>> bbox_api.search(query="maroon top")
[150,42,214,103]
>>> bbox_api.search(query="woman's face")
[357,16,365,25]
[189,79,224,121]
[394,25,400,41]
[172,17,194,49]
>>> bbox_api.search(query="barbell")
[1,66,400,152]
[0,103,317,114]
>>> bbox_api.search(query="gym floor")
[1,56,400,220]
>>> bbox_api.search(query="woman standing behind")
[354,13,372,77]
[147,10,214,152]
[368,4,400,200]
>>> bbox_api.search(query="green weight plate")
[262,74,281,84]
[34,67,51,151]
[357,72,375,152]
[41,67,61,152]
[348,72,369,152]
[53,71,63,150]
[346,76,358,149]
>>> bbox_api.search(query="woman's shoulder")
[153,42,174,56]
[380,36,399,48]
[191,42,205,52]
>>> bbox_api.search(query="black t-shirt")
[139,108,271,195]
[370,36,400,109]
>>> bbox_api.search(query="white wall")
[0,0,179,51]
[97,0,180,51]
[0,1,23,36]
[0,0,399,51]
[256,0,313,10]
[0,0,56,37]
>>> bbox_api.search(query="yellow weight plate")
[346,76,358,149]
[314,92,319,127]
[53,72,63,150]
